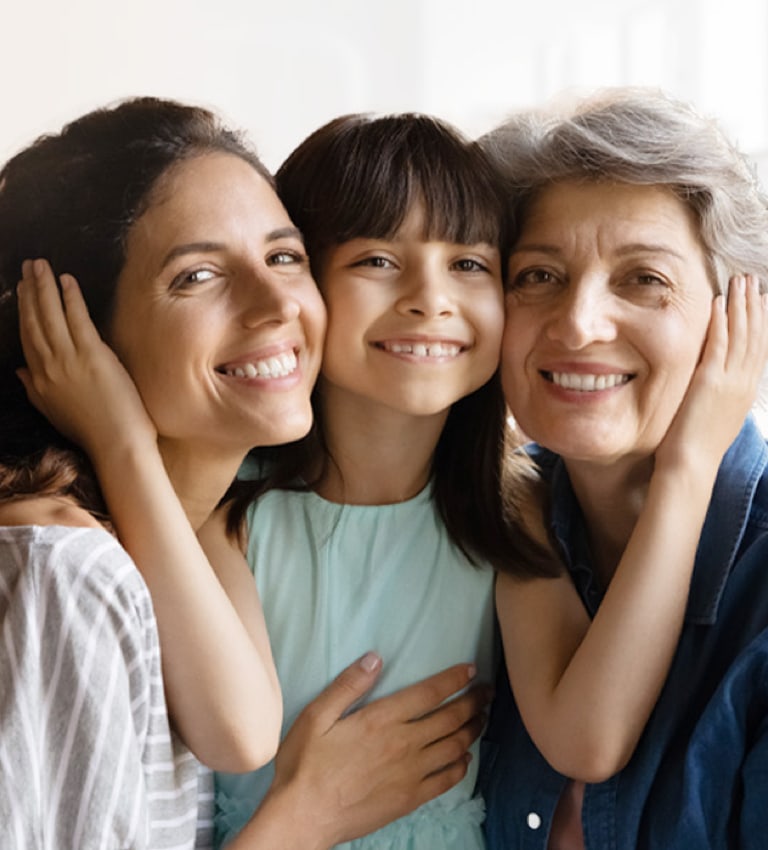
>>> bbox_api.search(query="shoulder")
[0,496,103,529]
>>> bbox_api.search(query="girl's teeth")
[386,342,460,357]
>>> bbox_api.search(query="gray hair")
[480,87,768,296]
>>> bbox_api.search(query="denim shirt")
[480,416,768,850]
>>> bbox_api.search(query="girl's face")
[502,180,714,467]
[109,152,326,456]
[317,203,504,420]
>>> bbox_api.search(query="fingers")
[418,705,487,778]
[371,663,479,724]
[17,260,75,369]
[724,275,768,372]
[300,652,383,733]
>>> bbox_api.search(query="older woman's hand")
[656,274,768,471]
[16,258,157,459]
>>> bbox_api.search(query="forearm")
[532,462,718,780]
[91,440,281,772]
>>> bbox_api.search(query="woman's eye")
[170,267,217,290]
[452,258,489,273]
[268,249,306,266]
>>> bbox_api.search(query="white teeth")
[223,350,298,379]
[549,371,629,391]
[385,342,461,358]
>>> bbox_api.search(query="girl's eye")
[452,258,490,273]
[268,249,307,267]
[354,256,395,269]
[170,267,217,290]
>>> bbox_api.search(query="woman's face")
[109,152,326,454]
[317,202,504,420]
[502,180,714,467]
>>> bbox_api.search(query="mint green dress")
[214,485,497,849]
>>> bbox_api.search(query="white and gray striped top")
[0,524,199,849]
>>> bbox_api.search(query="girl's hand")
[16,258,156,458]
[657,275,768,471]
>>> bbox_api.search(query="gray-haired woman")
[480,87,768,849]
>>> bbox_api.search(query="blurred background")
[2,0,766,175]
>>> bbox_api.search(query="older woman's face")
[502,180,713,466]
[109,152,326,454]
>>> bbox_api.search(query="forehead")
[518,180,704,258]
[129,152,284,255]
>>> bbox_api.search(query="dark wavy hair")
[0,96,270,515]
[224,112,556,576]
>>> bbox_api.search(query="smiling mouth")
[217,350,298,379]
[374,341,464,358]
[542,371,633,391]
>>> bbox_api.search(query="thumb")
[309,652,383,732]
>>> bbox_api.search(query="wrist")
[232,781,332,850]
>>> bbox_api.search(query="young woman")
[0,96,325,848]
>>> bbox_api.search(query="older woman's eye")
[513,268,559,288]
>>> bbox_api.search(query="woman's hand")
[16,258,156,458]
[657,274,768,471]
[230,656,492,850]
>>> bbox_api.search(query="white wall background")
[2,0,767,174]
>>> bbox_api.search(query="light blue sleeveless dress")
[214,485,497,849]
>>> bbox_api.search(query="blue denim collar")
[532,416,768,626]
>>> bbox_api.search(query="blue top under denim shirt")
[480,416,768,850]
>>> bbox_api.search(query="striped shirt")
[0,524,198,849]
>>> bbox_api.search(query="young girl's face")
[317,202,504,419]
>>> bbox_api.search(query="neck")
[564,454,653,586]
[314,389,449,505]
[157,437,244,531]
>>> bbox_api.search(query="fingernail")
[359,652,381,673]
[467,663,477,680]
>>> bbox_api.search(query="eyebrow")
[512,242,686,261]
[160,227,304,270]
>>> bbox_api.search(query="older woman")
[479,88,768,849]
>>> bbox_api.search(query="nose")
[545,277,617,349]
[396,265,454,319]
[239,270,300,328]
